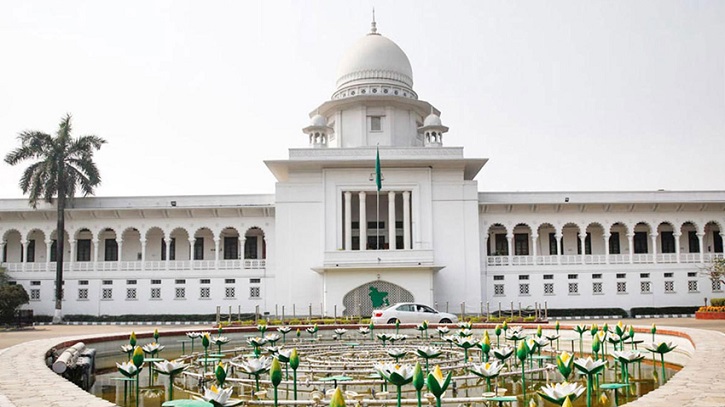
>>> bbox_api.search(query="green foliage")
[546,308,627,318]
[711,298,725,307]
[630,306,699,317]
[0,277,30,324]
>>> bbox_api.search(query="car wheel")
[387,318,399,324]
[439,318,451,324]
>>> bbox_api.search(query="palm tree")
[5,114,106,323]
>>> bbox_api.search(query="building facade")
[2,23,723,317]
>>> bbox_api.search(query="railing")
[1,258,266,272]
[484,253,720,267]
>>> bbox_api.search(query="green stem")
[486,377,491,393]
[274,386,278,407]
[521,362,526,401]
[586,374,592,407]
[136,374,140,407]
[397,385,402,407]
[417,390,422,407]
[436,396,441,407]
[255,375,260,392]
[168,374,175,400]
[660,353,666,384]
[293,369,298,400]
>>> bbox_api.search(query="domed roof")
[310,114,327,127]
[423,113,442,127]
[335,29,413,91]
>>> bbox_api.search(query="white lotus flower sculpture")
[538,382,585,406]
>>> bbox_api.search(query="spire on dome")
[370,8,379,35]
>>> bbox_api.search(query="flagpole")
[375,144,382,251]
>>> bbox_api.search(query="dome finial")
[370,8,378,34]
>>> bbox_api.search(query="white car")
[371,303,458,325]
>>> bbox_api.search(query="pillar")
[531,234,538,264]
[117,239,123,265]
[165,237,172,270]
[69,239,76,265]
[627,233,634,264]
[674,232,681,263]
[93,239,100,263]
[344,191,352,250]
[603,233,610,265]
[556,232,562,265]
[579,234,586,265]
[214,237,220,265]
[359,191,367,250]
[650,233,658,264]
[140,239,146,271]
[698,232,705,263]
[506,233,513,264]
[402,191,411,250]
[45,239,52,272]
[188,238,195,268]
[19,238,26,272]
[388,191,396,250]
[0,242,4,264]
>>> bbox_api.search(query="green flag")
[375,146,382,191]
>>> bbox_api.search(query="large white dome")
[335,32,414,91]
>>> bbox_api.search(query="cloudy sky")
[1,1,723,199]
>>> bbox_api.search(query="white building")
[2,22,723,318]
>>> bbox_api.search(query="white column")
[214,238,220,266]
[483,235,489,258]
[238,236,243,260]
[674,232,682,263]
[531,234,538,264]
[506,233,514,264]
[650,233,658,264]
[0,242,4,264]
[93,239,100,263]
[556,232,562,265]
[603,233,610,265]
[698,232,705,263]
[69,239,76,265]
[402,191,411,250]
[140,239,146,271]
[344,191,352,250]
[579,234,586,265]
[117,239,123,266]
[359,191,367,251]
[45,239,52,272]
[388,191,396,250]
[627,233,634,264]
[241,238,246,261]
[165,237,172,270]
[188,238,195,268]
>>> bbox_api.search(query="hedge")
[545,308,627,318]
[629,306,699,317]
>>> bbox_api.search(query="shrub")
[546,308,627,318]
[630,306,699,317]
[711,298,725,307]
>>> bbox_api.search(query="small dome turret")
[303,114,333,148]
[418,110,449,147]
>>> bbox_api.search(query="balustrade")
[1,258,266,272]
[483,252,718,267]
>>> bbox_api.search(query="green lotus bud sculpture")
[426,365,452,407]
[479,331,491,362]
[270,358,282,407]
[412,362,424,407]
[556,351,574,381]
[289,348,300,400]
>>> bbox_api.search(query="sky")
[1,1,724,199]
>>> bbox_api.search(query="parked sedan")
[371,302,458,325]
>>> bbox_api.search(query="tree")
[702,257,725,288]
[4,114,106,323]
[0,266,30,325]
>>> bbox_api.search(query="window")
[616,273,626,279]
[609,232,620,254]
[102,280,113,285]
[151,287,161,299]
[26,240,35,262]
[641,281,651,293]
[30,289,40,301]
[77,239,92,261]
[592,274,602,279]
[544,283,554,295]
[494,234,508,256]
[175,279,186,284]
[568,283,579,294]
[151,279,161,285]
[665,281,674,293]
[250,278,261,284]
[568,274,578,280]
[664,272,673,278]
[105,239,118,261]
[126,280,137,285]
[102,288,113,300]
[634,232,648,254]
[616,282,627,293]
[161,238,176,261]
[543,274,553,280]
[494,284,504,296]
[370,116,382,131]
[78,288,88,300]
[688,231,700,253]
[640,273,650,278]
[225,279,236,284]
[714,231,723,253]
[200,279,211,284]
[126,288,137,300]
[175,287,186,299]
[712,279,722,292]
[200,287,211,299]
[31,281,41,286]
[250,286,260,298]
[593,282,603,294]
[493,275,504,281]
[519,283,530,295]
[514,233,529,255]
[194,237,204,260]
[50,240,57,262]
[549,233,558,255]
[225,287,235,298]
[224,236,239,260]
[245,237,259,259]
[519,275,529,280]
[688,280,698,292]
[79,280,88,285]
[661,231,675,253]
[687,272,697,277]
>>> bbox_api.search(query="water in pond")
[90,332,680,407]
